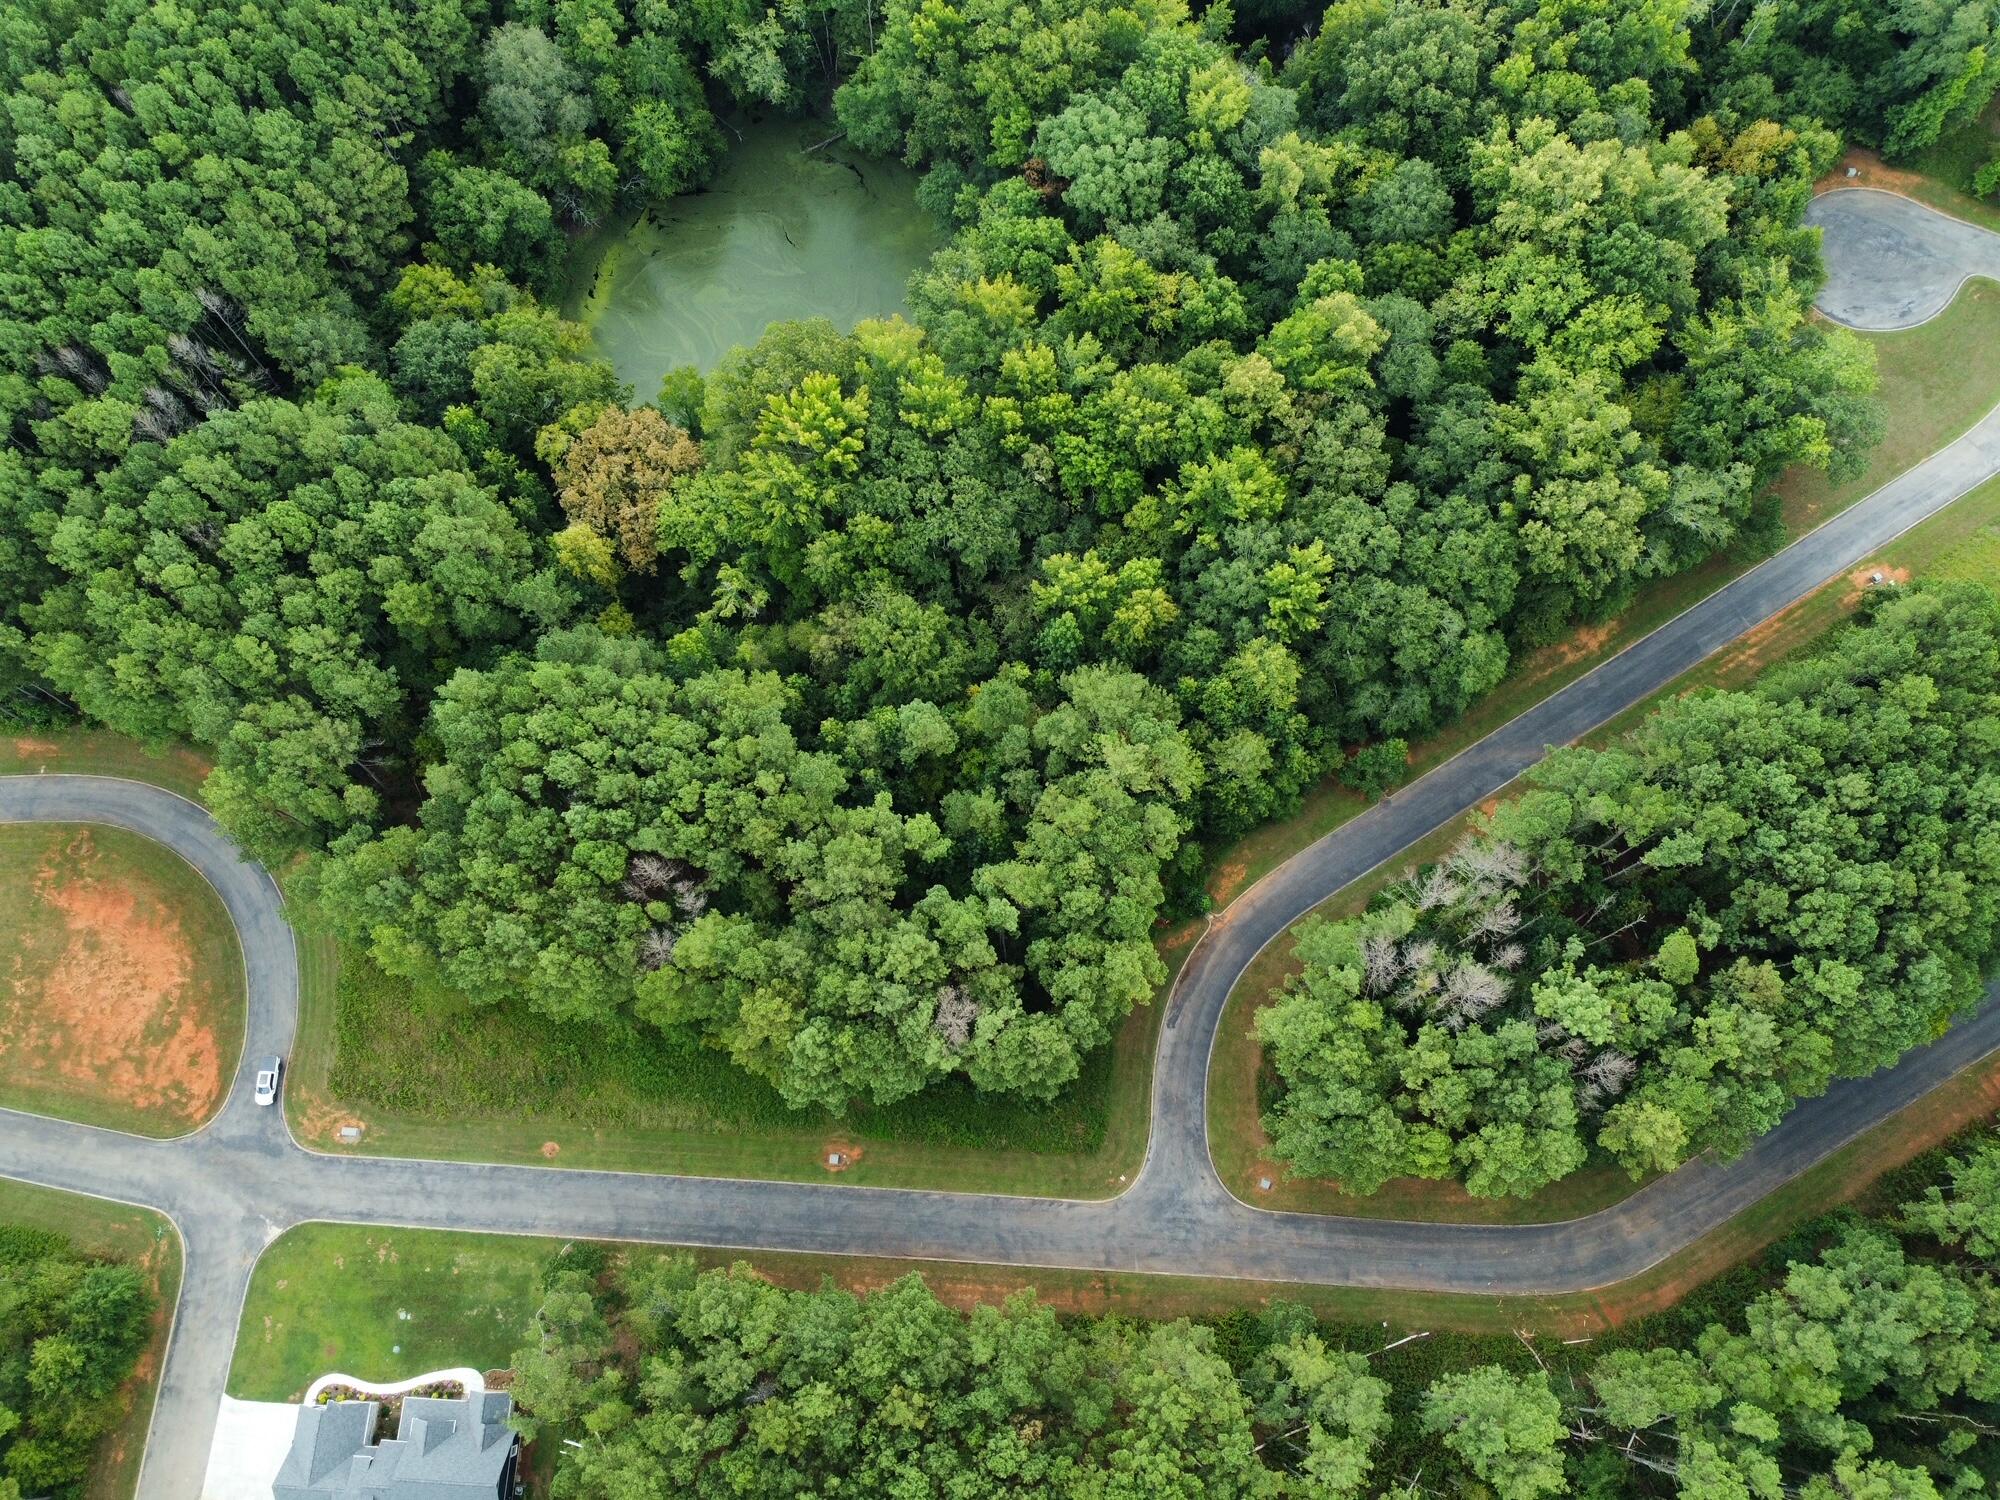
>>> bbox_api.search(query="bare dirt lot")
[0,822,244,1134]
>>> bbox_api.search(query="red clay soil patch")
[1820,147,1929,198]
[820,1140,864,1172]
[1509,621,1621,694]
[1556,621,1618,663]
[743,1255,1028,1308]
[293,1089,367,1147]
[1208,858,1252,906]
[1842,563,1911,607]
[1,828,222,1123]
[1705,597,1816,685]
[540,1141,561,1158]
[11,736,58,758]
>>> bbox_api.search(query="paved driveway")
[201,1398,298,1500]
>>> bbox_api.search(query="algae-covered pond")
[565,121,946,393]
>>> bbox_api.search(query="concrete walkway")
[7,190,2000,1500]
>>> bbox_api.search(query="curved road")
[6,190,2000,1499]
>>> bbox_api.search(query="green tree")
[1900,1132,2000,1260]
[419,156,561,288]
[0,1226,152,1494]
[1421,1365,1568,1499]
[24,380,555,861]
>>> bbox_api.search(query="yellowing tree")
[553,405,702,572]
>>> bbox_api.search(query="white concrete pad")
[201,1396,298,1500]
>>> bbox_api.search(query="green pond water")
[566,122,946,393]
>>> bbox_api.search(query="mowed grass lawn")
[228,1223,552,1403]
[0,821,244,1135]
[0,1177,181,1500]
[285,926,1180,1197]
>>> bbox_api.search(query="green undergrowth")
[330,946,1113,1154]
[1897,97,2000,223]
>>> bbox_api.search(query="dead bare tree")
[38,344,110,394]
[669,874,708,918]
[636,926,678,972]
[933,985,978,1050]
[1439,962,1508,1029]
[1415,865,1463,912]
[142,384,197,436]
[1363,932,1403,994]
[1576,1050,1637,1108]
[622,851,679,902]
[132,407,177,445]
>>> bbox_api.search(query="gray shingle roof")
[270,1390,517,1499]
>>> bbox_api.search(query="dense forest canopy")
[2,0,1997,1110]
[1260,585,2000,1198]
[0,1224,153,1498]
[513,1137,2000,1496]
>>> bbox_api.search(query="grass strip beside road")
[1861,99,2000,232]
[282,913,1190,1197]
[0,1178,181,1500]
[0,729,212,801]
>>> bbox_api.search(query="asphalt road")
[6,194,2000,1499]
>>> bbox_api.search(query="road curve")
[6,193,2000,1500]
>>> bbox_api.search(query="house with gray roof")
[270,1390,519,1499]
